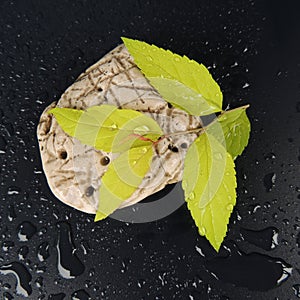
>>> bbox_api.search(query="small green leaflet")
[122,37,223,116]
[49,105,163,152]
[182,132,237,251]
[207,105,251,159]
[95,145,153,221]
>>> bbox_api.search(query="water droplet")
[132,160,137,166]
[3,292,14,300]
[37,242,50,262]
[7,186,21,195]
[263,173,276,192]
[240,227,279,250]
[174,57,180,62]
[195,245,205,257]
[56,222,85,279]
[242,82,250,88]
[110,123,118,129]
[17,221,37,241]
[35,276,43,288]
[48,293,66,300]
[188,192,195,200]
[199,227,206,236]
[293,284,300,298]
[71,289,91,300]
[205,244,292,291]
[18,246,29,260]
[214,152,224,160]
[226,204,234,212]
[146,56,153,62]
[0,262,32,296]
[2,241,14,252]
[0,136,7,154]
[7,205,16,221]
[141,147,148,154]
[264,152,276,160]
[133,125,150,134]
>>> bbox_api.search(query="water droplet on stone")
[17,221,37,241]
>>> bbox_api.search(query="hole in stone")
[180,143,188,149]
[100,156,110,166]
[59,150,67,159]
[85,186,95,197]
[168,144,179,153]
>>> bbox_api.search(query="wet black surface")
[0,0,300,299]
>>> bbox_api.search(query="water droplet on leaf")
[226,204,234,211]
[199,226,206,236]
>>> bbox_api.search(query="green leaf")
[182,132,237,251]
[48,107,83,136]
[95,145,153,221]
[207,105,251,159]
[122,37,222,116]
[148,77,221,116]
[49,105,163,152]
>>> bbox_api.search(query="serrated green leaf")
[95,145,153,221]
[207,105,251,159]
[182,132,236,251]
[122,37,223,116]
[49,105,163,152]
[148,77,221,116]
[49,107,83,136]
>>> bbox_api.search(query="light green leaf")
[182,132,236,251]
[148,77,221,116]
[207,105,251,159]
[122,37,222,115]
[49,107,83,136]
[49,105,163,152]
[95,145,153,221]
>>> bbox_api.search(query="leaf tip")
[94,211,107,222]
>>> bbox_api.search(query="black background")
[0,0,300,299]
